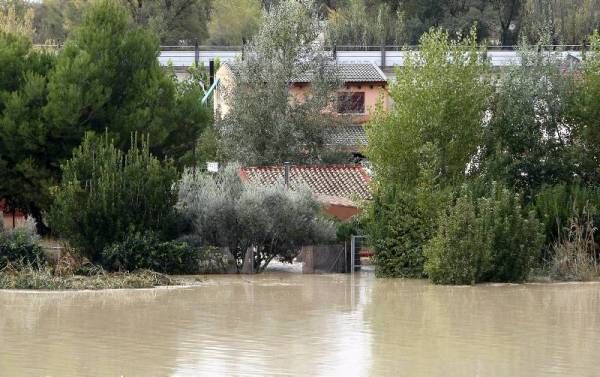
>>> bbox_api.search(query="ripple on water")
[0,274,599,377]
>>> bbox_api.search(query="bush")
[424,195,492,285]
[177,165,335,272]
[425,184,544,285]
[533,184,600,253]
[483,185,545,282]
[367,189,430,278]
[551,213,600,281]
[0,218,44,269]
[50,132,179,262]
[101,232,199,274]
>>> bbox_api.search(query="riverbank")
[0,266,201,290]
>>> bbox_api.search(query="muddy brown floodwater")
[0,273,599,377]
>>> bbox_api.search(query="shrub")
[551,213,600,281]
[0,218,44,269]
[483,185,545,282]
[425,184,544,284]
[177,165,335,272]
[367,189,430,278]
[49,132,179,262]
[366,159,449,278]
[533,184,600,253]
[424,195,493,285]
[101,232,199,274]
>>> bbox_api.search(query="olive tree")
[177,165,335,272]
[217,0,341,165]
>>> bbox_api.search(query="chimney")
[283,162,291,188]
[209,60,215,86]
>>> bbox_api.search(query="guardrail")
[32,44,587,69]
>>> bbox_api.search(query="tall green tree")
[44,0,209,165]
[572,31,600,180]
[124,0,212,45]
[0,31,56,231]
[367,27,491,187]
[206,0,261,46]
[481,39,578,197]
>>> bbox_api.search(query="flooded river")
[1,273,599,376]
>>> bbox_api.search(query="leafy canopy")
[367,27,491,188]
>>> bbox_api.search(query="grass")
[0,265,180,290]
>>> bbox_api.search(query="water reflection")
[0,274,599,376]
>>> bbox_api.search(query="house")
[239,164,371,220]
[214,62,389,125]
[0,200,25,229]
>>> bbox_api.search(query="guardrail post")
[380,45,386,68]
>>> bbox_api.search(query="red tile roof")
[240,164,372,205]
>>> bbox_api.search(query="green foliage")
[44,0,210,166]
[0,218,44,269]
[49,132,179,262]
[482,39,579,197]
[217,0,342,165]
[366,27,490,188]
[101,232,199,274]
[177,165,335,272]
[0,31,56,229]
[327,0,406,46]
[425,184,544,285]
[367,187,432,278]
[367,150,449,278]
[571,31,600,180]
[424,193,492,285]
[533,183,600,249]
[207,0,261,46]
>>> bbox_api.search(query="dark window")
[337,92,365,114]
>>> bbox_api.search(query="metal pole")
[350,235,356,274]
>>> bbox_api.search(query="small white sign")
[207,161,219,173]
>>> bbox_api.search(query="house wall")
[213,65,236,119]
[213,64,389,124]
[290,83,388,124]
[324,203,360,221]
[0,202,26,229]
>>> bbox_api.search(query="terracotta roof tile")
[240,164,372,204]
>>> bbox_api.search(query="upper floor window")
[337,92,365,114]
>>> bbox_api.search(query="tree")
[206,0,261,46]
[217,0,341,165]
[49,132,179,261]
[481,38,579,197]
[327,0,406,47]
[0,31,56,232]
[572,31,600,180]
[521,0,600,45]
[0,0,34,38]
[44,0,210,166]
[124,0,212,45]
[177,165,334,272]
[491,0,522,45]
[366,27,491,187]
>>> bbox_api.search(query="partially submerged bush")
[0,218,44,269]
[101,232,200,274]
[50,132,179,262]
[0,265,175,290]
[425,184,544,285]
[424,195,492,285]
[177,165,335,272]
[551,214,600,281]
